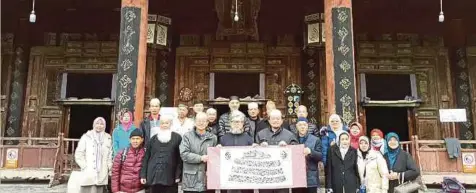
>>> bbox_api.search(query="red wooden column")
[324,0,358,125]
[115,0,148,127]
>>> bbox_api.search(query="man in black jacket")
[247,102,262,140]
[255,101,290,138]
[140,98,161,147]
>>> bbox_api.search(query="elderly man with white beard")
[141,114,182,193]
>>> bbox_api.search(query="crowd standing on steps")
[68,97,421,193]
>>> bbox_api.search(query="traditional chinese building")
[2,0,476,183]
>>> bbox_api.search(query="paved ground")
[0,183,474,193]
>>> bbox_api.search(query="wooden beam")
[115,0,148,127]
[324,0,358,124]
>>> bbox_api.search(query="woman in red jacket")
[111,129,146,193]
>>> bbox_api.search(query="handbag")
[393,173,422,193]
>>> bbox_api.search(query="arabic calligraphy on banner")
[207,145,306,190]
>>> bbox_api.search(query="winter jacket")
[357,150,389,193]
[325,145,360,193]
[384,150,420,193]
[247,117,262,140]
[111,147,146,193]
[299,134,323,187]
[179,128,218,192]
[208,122,223,142]
[220,132,254,146]
[140,132,182,186]
[74,130,113,186]
[112,126,137,157]
[319,125,349,166]
[255,127,298,145]
[255,119,291,138]
[140,116,160,147]
[218,112,251,136]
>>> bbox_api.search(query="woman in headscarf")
[325,131,359,193]
[370,129,386,154]
[384,132,420,193]
[112,111,137,157]
[357,136,389,193]
[320,114,349,166]
[74,117,113,193]
[349,122,364,149]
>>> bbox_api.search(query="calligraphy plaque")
[207,145,306,189]
[452,48,474,139]
[115,7,141,121]
[332,7,357,125]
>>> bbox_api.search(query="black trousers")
[292,187,318,193]
[150,184,178,193]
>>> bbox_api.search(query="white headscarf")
[92,117,106,173]
[338,131,350,158]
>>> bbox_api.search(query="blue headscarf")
[385,132,400,169]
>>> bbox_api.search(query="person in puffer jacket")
[111,129,146,193]
[319,114,349,166]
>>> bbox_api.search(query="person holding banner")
[325,131,360,193]
[256,109,297,193]
[180,112,218,193]
[256,109,298,147]
[218,110,255,147]
[217,110,255,193]
[293,117,322,193]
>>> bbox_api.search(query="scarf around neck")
[338,131,350,158]
[92,117,106,173]
[385,132,401,169]
[349,122,363,149]
[120,111,134,132]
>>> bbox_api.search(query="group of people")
[71,96,420,193]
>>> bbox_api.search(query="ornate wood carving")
[356,33,450,140]
[21,39,156,138]
[211,42,265,73]
[174,37,300,109]
[451,48,474,140]
[1,33,14,136]
[302,48,321,124]
[467,46,476,140]
[215,0,261,40]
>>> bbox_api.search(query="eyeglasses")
[231,120,244,124]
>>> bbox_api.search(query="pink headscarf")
[120,111,134,132]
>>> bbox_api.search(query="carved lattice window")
[46,69,60,106]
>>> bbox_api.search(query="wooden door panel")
[416,118,438,140]
[40,117,60,138]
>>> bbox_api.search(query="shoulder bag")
[393,172,422,193]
